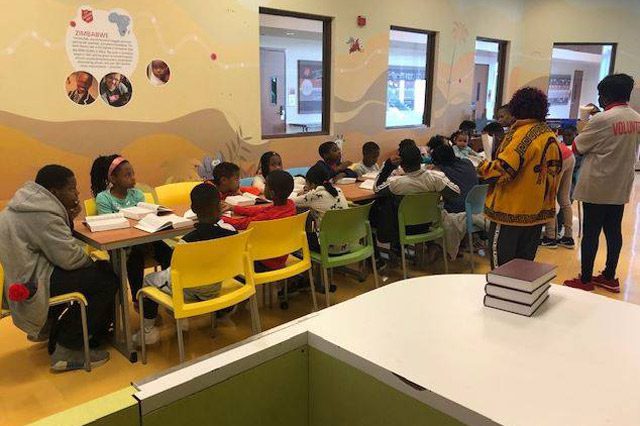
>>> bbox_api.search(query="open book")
[134,214,194,233]
[361,171,379,180]
[120,202,173,220]
[226,192,270,207]
[84,213,130,232]
[359,179,375,191]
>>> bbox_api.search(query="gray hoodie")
[0,182,93,335]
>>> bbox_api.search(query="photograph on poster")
[147,59,171,86]
[65,71,98,105]
[100,72,133,107]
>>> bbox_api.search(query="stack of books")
[484,259,556,317]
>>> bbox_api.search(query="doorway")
[472,64,489,120]
[260,48,286,136]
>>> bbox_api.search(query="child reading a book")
[351,141,381,177]
[293,164,349,252]
[315,141,357,181]
[90,155,172,304]
[252,151,283,193]
[211,161,260,200]
[222,170,296,271]
[134,183,237,345]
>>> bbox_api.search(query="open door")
[472,64,490,120]
[260,48,286,136]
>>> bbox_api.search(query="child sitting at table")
[451,130,483,165]
[252,151,283,193]
[315,141,357,181]
[351,141,381,177]
[211,161,260,200]
[90,155,172,305]
[430,144,478,213]
[372,144,460,251]
[133,183,237,345]
[459,120,477,137]
[293,164,349,252]
[222,170,296,271]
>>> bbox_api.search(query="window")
[547,43,616,119]
[386,27,436,128]
[471,38,508,122]
[259,8,331,138]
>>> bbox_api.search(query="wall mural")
[1,0,639,208]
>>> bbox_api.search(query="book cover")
[487,259,556,292]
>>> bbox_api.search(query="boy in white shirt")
[351,141,381,177]
[564,74,640,293]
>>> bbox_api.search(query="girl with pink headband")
[90,154,172,309]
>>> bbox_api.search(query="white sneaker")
[132,325,160,346]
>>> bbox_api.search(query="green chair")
[398,192,447,279]
[311,204,379,307]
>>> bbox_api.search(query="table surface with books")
[74,205,195,251]
[135,274,640,425]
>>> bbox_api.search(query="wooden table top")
[74,185,377,251]
[337,182,377,202]
[74,205,193,251]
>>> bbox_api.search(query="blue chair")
[465,184,489,272]
[287,167,310,177]
[240,177,254,187]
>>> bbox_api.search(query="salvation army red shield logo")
[81,9,93,23]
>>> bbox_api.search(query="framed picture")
[298,60,322,114]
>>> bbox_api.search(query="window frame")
[547,42,617,119]
[551,42,617,74]
[475,36,509,119]
[385,25,437,129]
[259,7,332,139]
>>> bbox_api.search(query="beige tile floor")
[2,177,639,425]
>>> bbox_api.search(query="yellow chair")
[0,263,92,371]
[154,182,200,207]
[246,212,318,312]
[137,231,261,364]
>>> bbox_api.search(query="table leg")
[111,248,137,363]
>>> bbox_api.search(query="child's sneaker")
[132,325,160,346]
[540,237,558,249]
[593,275,621,293]
[50,343,110,372]
[558,237,575,249]
[563,277,595,291]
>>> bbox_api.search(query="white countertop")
[137,275,640,425]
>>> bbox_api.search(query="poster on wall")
[298,60,322,114]
[65,6,139,107]
[548,74,572,106]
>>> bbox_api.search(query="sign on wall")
[65,5,139,107]
[298,60,322,114]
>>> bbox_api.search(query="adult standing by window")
[564,74,640,293]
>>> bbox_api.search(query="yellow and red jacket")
[478,119,562,226]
